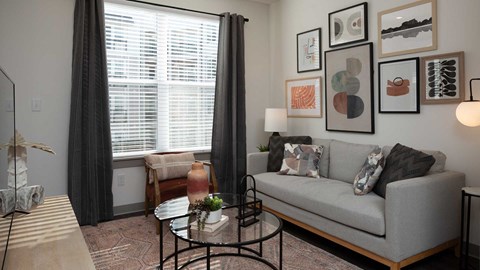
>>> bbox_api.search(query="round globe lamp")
[456,78,480,127]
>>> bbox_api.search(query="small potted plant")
[191,196,223,230]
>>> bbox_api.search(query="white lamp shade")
[264,108,287,133]
[456,101,480,127]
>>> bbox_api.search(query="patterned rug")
[81,214,360,270]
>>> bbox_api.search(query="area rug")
[81,214,360,270]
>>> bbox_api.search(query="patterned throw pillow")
[353,150,385,195]
[267,136,312,172]
[373,143,436,198]
[278,144,323,178]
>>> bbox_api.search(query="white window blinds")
[105,2,219,157]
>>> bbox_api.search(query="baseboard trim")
[113,202,145,216]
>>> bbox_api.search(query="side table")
[460,187,480,270]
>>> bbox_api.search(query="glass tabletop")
[154,193,251,221]
[169,207,282,246]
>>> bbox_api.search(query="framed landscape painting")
[420,51,464,104]
[297,28,322,73]
[328,2,368,47]
[378,58,420,113]
[324,42,374,133]
[378,0,437,58]
[285,77,322,118]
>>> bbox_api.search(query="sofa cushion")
[374,143,435,198]
[353,149,385,195]
[278,144,323,177]
[312,138,333,177]
[382,145,446,174]
[253,172,386,236]
[329,140,380,184]
[267,136,312,172]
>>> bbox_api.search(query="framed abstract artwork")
[378,0,437,58]
[324,42,374,133]
[378,58,420,113]
[328,2,368,48]
[297,28,322,73]
[285,77,322,118]
[420,51,464,104]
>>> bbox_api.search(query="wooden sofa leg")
[390,263,400,270]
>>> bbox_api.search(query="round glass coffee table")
[154,193,283,269]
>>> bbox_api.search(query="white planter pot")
[204,209,222,224]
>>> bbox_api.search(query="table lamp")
[264,108,287,136]
[456,78,480,127]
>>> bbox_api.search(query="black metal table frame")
[460,189,480,270]
[157,198,283,269]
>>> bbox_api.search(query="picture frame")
[328,2,368,48]
[285,77,322,118]
[378,0,437,58]
[420,51,465,104]
[378,58,420,113]
[324,42,374,133]
[297,28,322,73]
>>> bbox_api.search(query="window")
[105,2,219,158]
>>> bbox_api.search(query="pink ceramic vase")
[187,162,209,204]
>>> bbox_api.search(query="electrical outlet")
[117,174,126,187]
[31,98,42,112]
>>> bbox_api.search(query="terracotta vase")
[187,162,209,204]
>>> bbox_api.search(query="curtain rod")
[125,0,250,22]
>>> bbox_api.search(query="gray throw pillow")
[373,143,435,198]
[267,136,312,172]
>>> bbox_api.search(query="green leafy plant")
[191,196,223,229]
[257,144,269,152]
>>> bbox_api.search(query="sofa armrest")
[385,170,465,261]
[247,152,269,175]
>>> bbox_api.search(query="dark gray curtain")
[211,13,246,194]
[68,0,113,225]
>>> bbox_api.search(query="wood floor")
[283,220,479,270]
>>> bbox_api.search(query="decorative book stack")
[190,215,229,233]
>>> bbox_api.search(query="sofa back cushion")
[312,138,333,177]
[329,140,380,184]
[267,136,312,172]
[381,145,446,173]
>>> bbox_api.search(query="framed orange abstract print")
[285,77,322,118]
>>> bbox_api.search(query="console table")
[1,195,95,269]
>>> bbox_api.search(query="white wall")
[0,0,74,196]
[0,0,271,209]
[269,0,480,246]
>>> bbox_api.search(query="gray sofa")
[247,138,465,270]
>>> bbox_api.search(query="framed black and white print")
[325,42,374,134]
[378,0,437,58]
[297,28,321,73]
[329,2,368,48]
[378,58,420,113]
[420,51,464,104]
